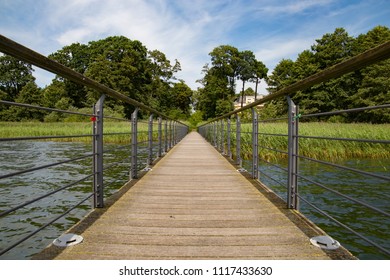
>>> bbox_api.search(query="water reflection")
[244,157,390,259]
[0,141,153,259]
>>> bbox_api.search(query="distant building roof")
[234,95,265,108]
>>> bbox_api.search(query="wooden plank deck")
[35,132,354,260]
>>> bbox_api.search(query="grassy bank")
[0,121,152,144]
[1,121,389,160]
[228,122,390,161]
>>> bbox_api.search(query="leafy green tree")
[148,49,181,82]
[237,50,256,107]
[250,60,268,100]
[265,26,390,123]
[48,43,90,108]
[11,81,45,121]
[312,28,354,69]
[48,36,185,119]
[195,75,229,119]
[310,28,356,115]
[265,59,296,116]
[267,59,296,93]
[0,54,35,101]
[42,79,68,108]
[215,99,234,116]
[208,45,240,96]
[196,45,267,119]
[266,28,356,118]
[147,49,182,113]
[188,110,204,128]
[170,81,193,118]
[84,36,153,117]
[349,26,390,122]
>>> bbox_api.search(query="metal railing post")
[252,108,259,179]
[236,114,242,167]
[220,119,224,154]
[92,94,105,208]
[213,122,218,148]
[173,121,177,144]
[148,114,153,166]
[164,120,168,152]
[227,118,232,159]
[158,117,162,157]
[130,108,139,179]
[287,96,299,209]
[169,120,173,149]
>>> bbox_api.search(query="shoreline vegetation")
[1,121,389,161]
[236,122,390,161]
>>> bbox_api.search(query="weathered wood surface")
[37,132,354,260]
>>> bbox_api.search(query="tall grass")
[222,122,390,161]
[0,121,155,144]
[2,121,389,160]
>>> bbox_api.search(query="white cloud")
[2,0,389,93]
[255,0,335,15]
[45,0,241,89]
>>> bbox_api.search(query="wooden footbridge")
[4,35,387,260]
[35,132,354,260]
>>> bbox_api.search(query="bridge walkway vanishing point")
[35,132,354,260]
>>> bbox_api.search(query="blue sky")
[1,0,389,94]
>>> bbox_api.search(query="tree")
[169,81,193,118]
[188,110,203,128]
[265,26,390,122]
[215,99,234,116]
[312,27,354,69]
[208,45,240,96]
[148,49,182,113]
[48,43,90,108]
[250,60,268,100]
[237,50,256,107]
[148,49,181,83]
[48,36,185,119]
[10,81,45,121]
[196,45,268,119]
[195,73,230,119]
[265,58,296,116]
[0,54,35,101]
[266,28,356,118]
[85,36,153,117]
[311,28,355,114]
[42,79,68,108]
[348,26,390,122]
[267,59,297,93]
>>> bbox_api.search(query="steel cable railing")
[198,41,390,259]
[0,153,94,180]
[200,101,390,259]
[1,97,187,260]
[0,35,189,259]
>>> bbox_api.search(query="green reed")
[0,121,156,144]
[221,122,390,161]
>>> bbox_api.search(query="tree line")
[194,45,268,120]
[194,25,390,123]
[0,36,193,121]
[1,26,389,124]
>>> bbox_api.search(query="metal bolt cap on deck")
[53,233,83,247]
[310,235,340,250]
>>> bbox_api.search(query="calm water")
[0,141,389,259]
[0,141,153,260]
[244,157,390,259]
